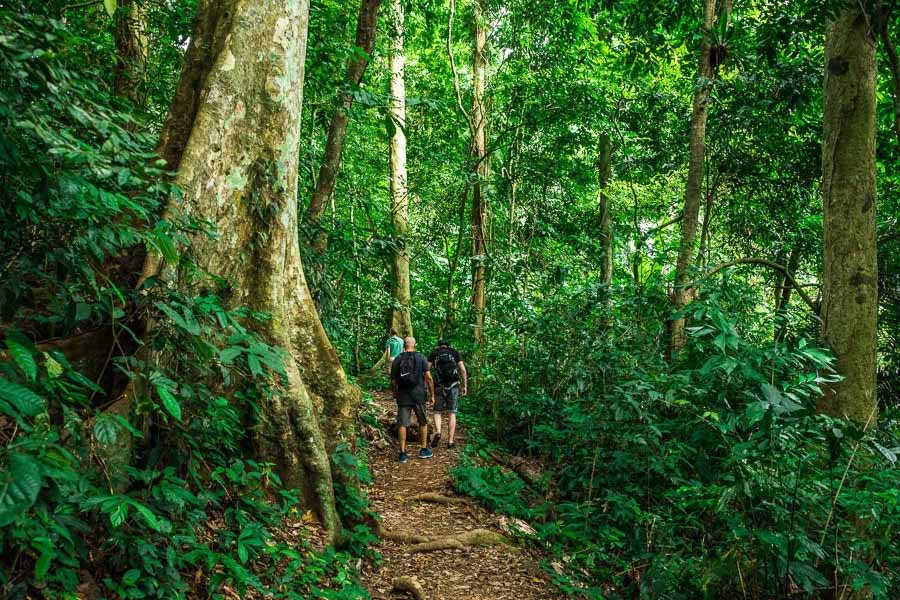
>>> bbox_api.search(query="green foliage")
[454,283,900,597]
[0,8,372,599]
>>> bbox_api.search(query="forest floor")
[360,389,561,600]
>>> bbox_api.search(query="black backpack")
[433,348,458,385]
[396,352,419,390]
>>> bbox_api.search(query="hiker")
[428,339,467,449]
[384,328,404,376]
[391,336,434,462]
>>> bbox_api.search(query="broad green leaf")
[0,453,42,526]
[152,228,179,265]
[129,501,161,532]
[247,353,262,378]
[93,415,119,446]
[110,501,128,527]
[220,347,242,364]
[0,379,44,417]
[103,0,116,17]
[6,339,37,381]
[122,569,141,586]
[44,353,63,378]
[155,384,181,420]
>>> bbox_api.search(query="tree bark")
[304,0,382,254]
[597,134,613,286]
[819,6,878,426]
[471,0,489,345]
[387,0,413,337]
[150,0,360,540]
[669,0,731,358]
[113,0,148,107]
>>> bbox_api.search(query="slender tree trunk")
[597,134,613,286]
[351,202,362,373]
[149,0,360,540]
[113,0,148,106]
[880,12,900,147]
[819,6,878,426]
[304,0,382,255]
[471,0,489,345]
[774,245,801,342]
[443,185,468,336]
[387,0,413,337]
[697,176,718,269]
[669,0,730,358]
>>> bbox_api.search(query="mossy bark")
[113,0,148,106]
[819,7,878,426]
[154,0,359,540]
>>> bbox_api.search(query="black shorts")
[397,402,427,428]
[434,385,459,413]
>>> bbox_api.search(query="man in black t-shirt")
[390,336,435,462]
[427,339,468,449]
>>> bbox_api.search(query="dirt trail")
[362,390,561,600]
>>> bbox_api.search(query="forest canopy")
[1,0,899,598]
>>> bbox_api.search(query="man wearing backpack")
[390,336,434,463]
[428,339,468,449]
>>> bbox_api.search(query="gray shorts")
[434,385,459,413]
[397,402,427,428]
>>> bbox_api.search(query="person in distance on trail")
[427,339,468,450]
[384,328,404,376]
[391,336,435,463]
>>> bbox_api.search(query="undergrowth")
[454,282,900,599]
[0,11,374,599]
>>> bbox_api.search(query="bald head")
[404,336,416,351]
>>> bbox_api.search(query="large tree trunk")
[113,0,148,106]
[152,0,359,540]
[819,6,878,426]
[597,134,613,286]
[387,0,413,337]
[669,0,731,358]
[304,0,382,255]
[470,0,489,345]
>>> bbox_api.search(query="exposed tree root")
[407,492,468,505]
[488,450,544,488]
[406,528,508,554]
[391,575,427,600]
[376,525,431,545]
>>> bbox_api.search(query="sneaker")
[430,433,441,449]
[447,442,456,449]
[418,447,434,459]
[399,451,409,463]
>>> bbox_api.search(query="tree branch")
[698,257,820,318]
[447,0,471,125]
[61,0,102,12]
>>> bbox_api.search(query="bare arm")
[458,361,468,395]
[424,371,435,405]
